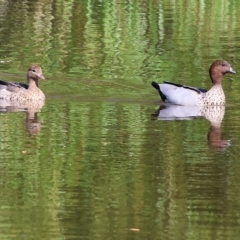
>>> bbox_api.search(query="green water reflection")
[1,0,240,239]
[0,100,240,239]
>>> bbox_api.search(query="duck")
[151,60,236,105]
[0,64,45,101]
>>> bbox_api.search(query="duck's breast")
[203,86,225,105]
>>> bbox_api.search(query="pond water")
[1,0,240,239]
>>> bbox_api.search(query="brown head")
[27,64,45,87]
[27,64,45,80]
[209,60,236,85]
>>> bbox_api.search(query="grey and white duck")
[152,60,236,105]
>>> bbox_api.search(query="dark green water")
[1,0,240,239]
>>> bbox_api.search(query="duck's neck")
[210,71,223,85]
[211,82,223,88]
[208,83,224,94]
[28,77,39,89]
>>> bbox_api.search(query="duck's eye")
[222,63,226,67]
[32,69,36,72]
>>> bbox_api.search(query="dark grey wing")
[18,83,28,89]
[0,80,28,93]
[197,87,207,93]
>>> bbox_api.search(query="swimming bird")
[0,64,45,101]
[151,60,236,105]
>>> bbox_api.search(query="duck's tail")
[151,81,167,102]
[151,81,160,90]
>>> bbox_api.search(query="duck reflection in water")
[0,99,44,135]
[25,109,42,134]
[152,104,230,151]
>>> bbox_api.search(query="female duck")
[152,60,236,105]
[0,64,45,101]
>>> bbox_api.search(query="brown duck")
[0,64,45,101]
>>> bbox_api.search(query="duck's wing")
[152,81,207,105]
[163,81,207,93]
[0,80,28,93]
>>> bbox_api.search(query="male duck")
[0,64,45,101]
[151,60,236,105]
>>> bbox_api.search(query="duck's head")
[209,60,236,84]
[27,64,45,80]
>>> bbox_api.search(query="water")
[1,0,240,239]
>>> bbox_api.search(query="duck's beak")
[229,67,236,74]
[38,74,45,80]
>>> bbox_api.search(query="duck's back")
[152,81,203,105]
[0,80,28,92]
[0,80,44,101]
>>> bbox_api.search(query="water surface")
[0,0,240,239]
